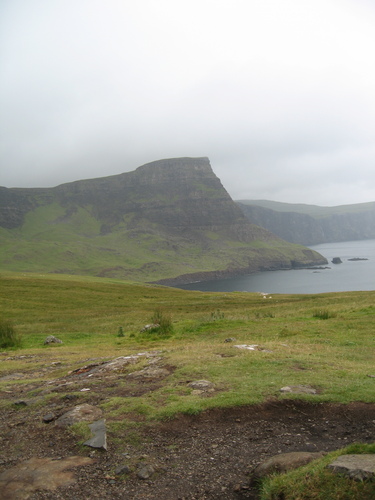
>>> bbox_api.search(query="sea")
[177,239,375,294]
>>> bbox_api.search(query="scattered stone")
[0,456,93,500]
[234,344,259,350]
[136,464,155,480]
[62,394,79,401]
[44,335,63,345]
[233,344,272,352]
[367,374,375,378]
[0,373,25,382]
[13,400,28,407]
[127,366,170,380]
[140,323,160,333]
[224,337,236,342]
[98,356,141,373]
[42,413,56,424]
[188,380,215,393]
[327,454,375,481]
[251,451,326,482]
[115,464,131,475]
[83,419,107,451]
[55,404,103,428]
[280,385,317,395]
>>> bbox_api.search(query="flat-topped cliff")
[0,158,326,282]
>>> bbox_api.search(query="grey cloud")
[1,0,375,206]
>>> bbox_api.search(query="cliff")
[0,158,326,282]
[237,200,375,245]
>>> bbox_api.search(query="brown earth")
[0,358,374,500]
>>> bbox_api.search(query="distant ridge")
[237,200,375,245]
[0,158,326,283]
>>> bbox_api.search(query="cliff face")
[0,158,326,282]
[237,201,375,245]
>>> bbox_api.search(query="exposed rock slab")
[0,456,93,500]
[127,366,170,380]
[83,419,107,450]
[251,451,326,482]
[327,454,375,481]
[55,404,103,428]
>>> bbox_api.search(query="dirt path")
[1,399,374,499]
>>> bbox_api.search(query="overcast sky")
[1,0,375,206]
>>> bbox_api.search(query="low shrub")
[150,308,173,334]
[0,319,22,348]
[313,309,337,320]
[210,309,225,321]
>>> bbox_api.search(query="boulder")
[331,257,342,264]
[251,451,326,483]
[83,419,107,451]
[327,454,375,481]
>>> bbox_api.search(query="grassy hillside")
[1,272,374,498]
[0,202,325,282]
[0,158,327,282]
[1,272,374,411]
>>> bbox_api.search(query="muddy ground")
[1,356,374,499]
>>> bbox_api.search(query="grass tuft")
[313,309,337,320]
[149,307,174,335]
[0,319,22,348]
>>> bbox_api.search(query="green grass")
[1,272,374,408]
[0,318,22,348]
[1,272,374,498]
[260,443,375,500]
[0,198,326,282]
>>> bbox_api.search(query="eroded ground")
[1,353,374,499]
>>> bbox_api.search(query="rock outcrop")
[238,200,375,245]
[0,158,327,282]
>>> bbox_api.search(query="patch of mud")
[0,398,374,499]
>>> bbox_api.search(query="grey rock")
[115,464,131,475]
[55,404,103,428]
[327,454,375,481]
[331,257,342,264]
[224,337,236,342]
[234,344,259,350]
[251,451,326,482]
[280,385,317,395]
[188,380,215,395]
[188,379,215,390]
[13,400,28,407]
[140,323,160,332]
[42,413,56,423]
[137,464,155,480]
[127,366,170,380]
[44,335,63,345]
[83,419,107,451]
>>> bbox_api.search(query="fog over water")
[178,240,375,294]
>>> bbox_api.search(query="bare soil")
[1,371,374,500]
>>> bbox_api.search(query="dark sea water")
[177,239,375,294]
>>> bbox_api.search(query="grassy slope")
[1,272,374,411]
[1,272,374,498]
[0,203,323,282]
